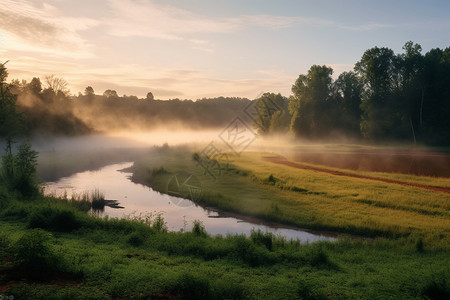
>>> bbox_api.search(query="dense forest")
[1,41,450,145]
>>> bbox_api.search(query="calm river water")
[45,162,336,243]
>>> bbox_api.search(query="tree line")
[254,41,450,145]
[1,41,450,145]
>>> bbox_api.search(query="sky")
[1,0,450,100]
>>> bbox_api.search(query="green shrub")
[250,229,273,251]
[127,232,145,247]
[1,141,40,197]
[232,235,273,267]
[306,246,332,268]
[297,279,326,300]
[28,206,82,232]
[421,273,450,300]
[0,232,11,263]
[416,237,425,253]
[172,272,211,300]
[192,220,207,237]
[213,275,249,300]
[152,214,167,232]
[12,229,61,274]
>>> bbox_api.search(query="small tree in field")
[1,142,39,196]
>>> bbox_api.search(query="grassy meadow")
[0,145,449,299]
[132,147,450,249]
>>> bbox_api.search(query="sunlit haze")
[2,0,450,99]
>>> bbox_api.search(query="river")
[44,162,336,243]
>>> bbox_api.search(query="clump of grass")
[127,232,145,247]
[306,245,333,268]
[91,188,106,211]
[297,279,326,300]
[70,189,106,212]
[266,174,277,184]
[421,272,450,300]
[171,272,211,300]
[123,211,154,227]
[152,213,167,232]
[28,206,82,232]
[0,232,11,263]
[152,166,168,176]
[250,229,273,251]
[192,152,200,162]
[232,235,274,267]
[11,229,64,276]
[416,237,425,253]
[192,220,207,237]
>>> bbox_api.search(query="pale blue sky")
[1,0,449,99]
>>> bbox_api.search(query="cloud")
[0,0,98,57]
[244,14,334,29]
[103,0,389,49]
[339,23,391,31]
[105,0,239,41]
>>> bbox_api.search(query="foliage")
[11,229,60,274]
[0,61,22,141]
[28,206,82,232]
[252,92,289,135]
[290,65,338,138]
[1,141,40,196]
[192,220,207,237]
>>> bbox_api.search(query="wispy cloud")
[105,0,239,40]
[103,0,390,49]
[244,14,334,29]
[339,23,391,31]
[0,0,98,57]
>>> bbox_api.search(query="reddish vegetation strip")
[263,156,450,194]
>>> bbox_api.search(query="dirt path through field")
[263,155,450,194]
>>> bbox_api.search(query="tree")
[420,46,450,145]
[103,89,118,98]
[27,77,42,95]
[355,47,398,139]
[1,141,39,196]
[41,88,56,104]
[146,92,154,101]
[289,65,334,138]
[253,93,288,135]
[44,75,69,96]
[0,61,22,141]
[334,71,363,135]
[268,110,291,134]
[396,41,424,143]
[84,86,95,96]
[10,79,27,95]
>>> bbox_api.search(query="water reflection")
[45,162,336,243]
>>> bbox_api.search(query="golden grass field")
[133,147,450,249]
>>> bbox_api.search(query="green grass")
[1,145,450,299]
[1,193,449,299]
[131,148,450,249]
